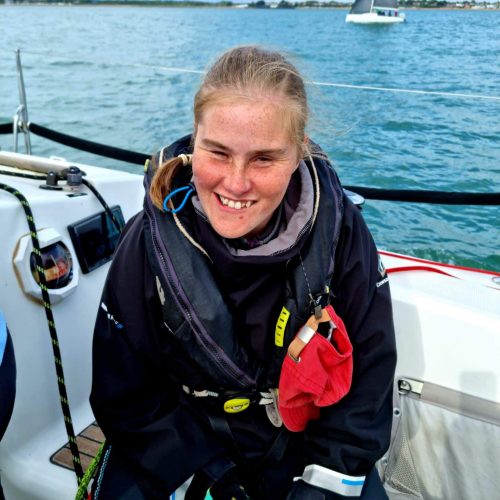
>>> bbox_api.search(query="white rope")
[307,80,500,101]
[173,211,212,261]
[2,48,499,102]
[307,153,321,228]
[129,63,204,75]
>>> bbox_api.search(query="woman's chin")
[208,217,256,240]
[211,224,250,240]
[206,209,268,240]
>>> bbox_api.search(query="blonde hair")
[150,46,309,210]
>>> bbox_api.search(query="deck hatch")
[50,422,105,473]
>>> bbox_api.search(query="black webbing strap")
[207,413,247,466]
[344,185,500,205]
[253,427,290,473]
[0,122,13,134]
[206,411,290,474]
[28,122,150,165]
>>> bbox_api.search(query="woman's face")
[192,98,301,240]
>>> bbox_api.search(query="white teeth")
[219,195,253,210]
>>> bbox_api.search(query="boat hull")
[346,12,405,23]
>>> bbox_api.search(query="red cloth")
[278,305,353,432]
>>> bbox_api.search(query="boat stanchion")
[15,49,32,155]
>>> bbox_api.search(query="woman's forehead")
[196,102,293,146]
[198,87,287,112]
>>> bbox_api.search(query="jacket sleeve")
[89,213,224,496]
[299,198,397,497]
[0,314,16,442]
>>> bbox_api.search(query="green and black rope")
[75,441,106,500]
[0,169,46,181]
[0,180,84,483]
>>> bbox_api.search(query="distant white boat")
[346,0,406,24]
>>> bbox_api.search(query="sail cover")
[374,0,398,8]
[349,0,398,12]
[349,0,372,13]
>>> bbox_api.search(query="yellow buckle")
[223,398,251,414]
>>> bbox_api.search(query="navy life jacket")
[143,136,344,391]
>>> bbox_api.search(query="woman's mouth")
[218,194,254,210]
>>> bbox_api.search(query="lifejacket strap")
[182,385,274,408]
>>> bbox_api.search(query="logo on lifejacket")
[224,398,250,413]
[275,306,290,347]
[376,276,389,288]
[378,255,387,277]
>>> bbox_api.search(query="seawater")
[0,6,498,270]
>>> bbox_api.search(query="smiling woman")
[89,46,396,500]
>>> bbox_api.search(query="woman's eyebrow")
[254,148,289,157]
[200,138,288,157]
[200,138,231,151]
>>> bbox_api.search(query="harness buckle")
[223,398,251,414]
[182,385,274,414]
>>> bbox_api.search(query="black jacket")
[90,139,396,498]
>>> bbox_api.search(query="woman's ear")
[302,135,310,157]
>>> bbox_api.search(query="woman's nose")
[224,161,251,196]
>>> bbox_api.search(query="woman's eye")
[254,156,273,165]
[212,150,228,159]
